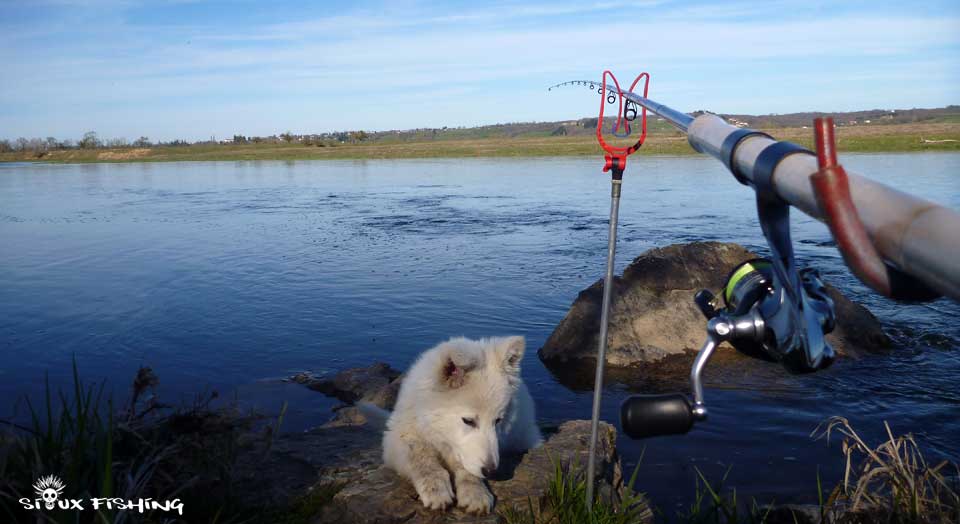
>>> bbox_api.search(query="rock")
[233,424,384,510]
[321,406,369,428]
[362,374,403,410]
[309,420,650,524]
[294,362,404,429]
[539,242,891,372]
[823,286,890,355]
[761,504,822,524]
[289,371,316,385]
[301,362,403,409]
[233,419,649,523]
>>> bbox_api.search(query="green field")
[2,122,958,164]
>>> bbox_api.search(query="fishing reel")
[621,179,838,439]
[702,258,836,368]
[621,258,836,439]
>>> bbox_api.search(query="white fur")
[380,336,542,514]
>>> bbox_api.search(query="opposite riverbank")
[2,122,958,163]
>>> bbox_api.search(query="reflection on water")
[1,154,958,510]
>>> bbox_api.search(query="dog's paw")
[414,475,454,510]
[456,478,494,515]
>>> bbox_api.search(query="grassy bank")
[2,123,958,164]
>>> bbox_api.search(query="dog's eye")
[495,417,503,425]
[462,417,476,428]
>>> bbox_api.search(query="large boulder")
[539,242,890,371]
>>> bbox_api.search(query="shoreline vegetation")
[1,363,958,523]
[2,121,959,164]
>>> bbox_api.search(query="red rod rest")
[596,71,649,175]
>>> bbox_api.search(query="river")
[1,154,957,511]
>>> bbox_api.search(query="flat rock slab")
[233,424,383,510]
[311,420,646,524]
[539,241,890,371]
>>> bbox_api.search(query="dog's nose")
[481,463,496,479]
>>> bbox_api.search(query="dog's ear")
[438,347,478,389]
[497,336,525,376]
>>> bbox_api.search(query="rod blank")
[621,92,694,132]
[622,95,960,301]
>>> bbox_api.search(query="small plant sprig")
[499,449,652,524]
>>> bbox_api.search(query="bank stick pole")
[586,173,622,510]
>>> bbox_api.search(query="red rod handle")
[815,117,838,169]
[811,117,891,296]
[811,118,938,301]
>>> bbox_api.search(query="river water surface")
[1,154,958,512]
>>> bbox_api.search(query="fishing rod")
[552,78,960,300]
[552,73,960,510]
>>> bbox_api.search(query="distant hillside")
[366,106,960,143]
[3,106,957,160]
[715,105,960,128]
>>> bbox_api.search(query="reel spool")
[720,259,777,361]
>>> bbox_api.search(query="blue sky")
[1,0,958,141]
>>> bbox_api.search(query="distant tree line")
[227,130,370,146]
[0,131,161,154]
[0,128,378,154]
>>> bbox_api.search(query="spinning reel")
[620,180,838,439]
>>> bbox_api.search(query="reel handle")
[620,307,742,440]
[620,393,696,439]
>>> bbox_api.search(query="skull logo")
[32,475,65,510]
[41,488,58,509]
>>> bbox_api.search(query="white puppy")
[374,336,542,514]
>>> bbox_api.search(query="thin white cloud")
[1,0,957,139]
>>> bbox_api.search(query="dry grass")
[96,148,151,161]
[812,416,960,523]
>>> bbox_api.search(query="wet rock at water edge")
[233,421,646,523]
[538,241,891,374]
[306,420,649,524]
[294,362,403,408]
[292,362,403,427]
